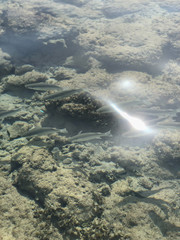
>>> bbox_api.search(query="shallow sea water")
[0,0,180,239]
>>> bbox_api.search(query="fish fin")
[77,130,83,135]
[105,130,111,135]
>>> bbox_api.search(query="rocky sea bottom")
[0,0,180,239]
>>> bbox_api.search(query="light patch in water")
[121,80,134,89]
[117,78,137,92]
[110,102,149,131]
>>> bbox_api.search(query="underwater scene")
[0,0,180,239]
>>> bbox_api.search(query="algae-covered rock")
[11,146,119,239]
[7,121,30,139]
[152,131,180,176]
[0,176,42,240]
[53,66,76,81]
[0,48,14,76]
[162,60,180,85]
[15,64,34,75]
[89,161,126,184]
[2,70,48,89]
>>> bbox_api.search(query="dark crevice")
[13,183,45,209]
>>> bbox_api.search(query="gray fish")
[43,89,83,100]
[22,127,67,138]
[135,108,175,115]
[129,188,169,198]
[96,105,114,114]
[96,100,141,114]
[25,82,62,91]
[157,121,180,128]
[122,120,180,138]
[121,130,156,139]
[146,116,169,125]
[69,130,112,142]
[0,108,21,120]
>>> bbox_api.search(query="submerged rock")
[2,70,48,90]
[7,121,30,139]
[15,64,34,75]
[10,146,119,239]
[89,161,126,184]
[0,48,14,76]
